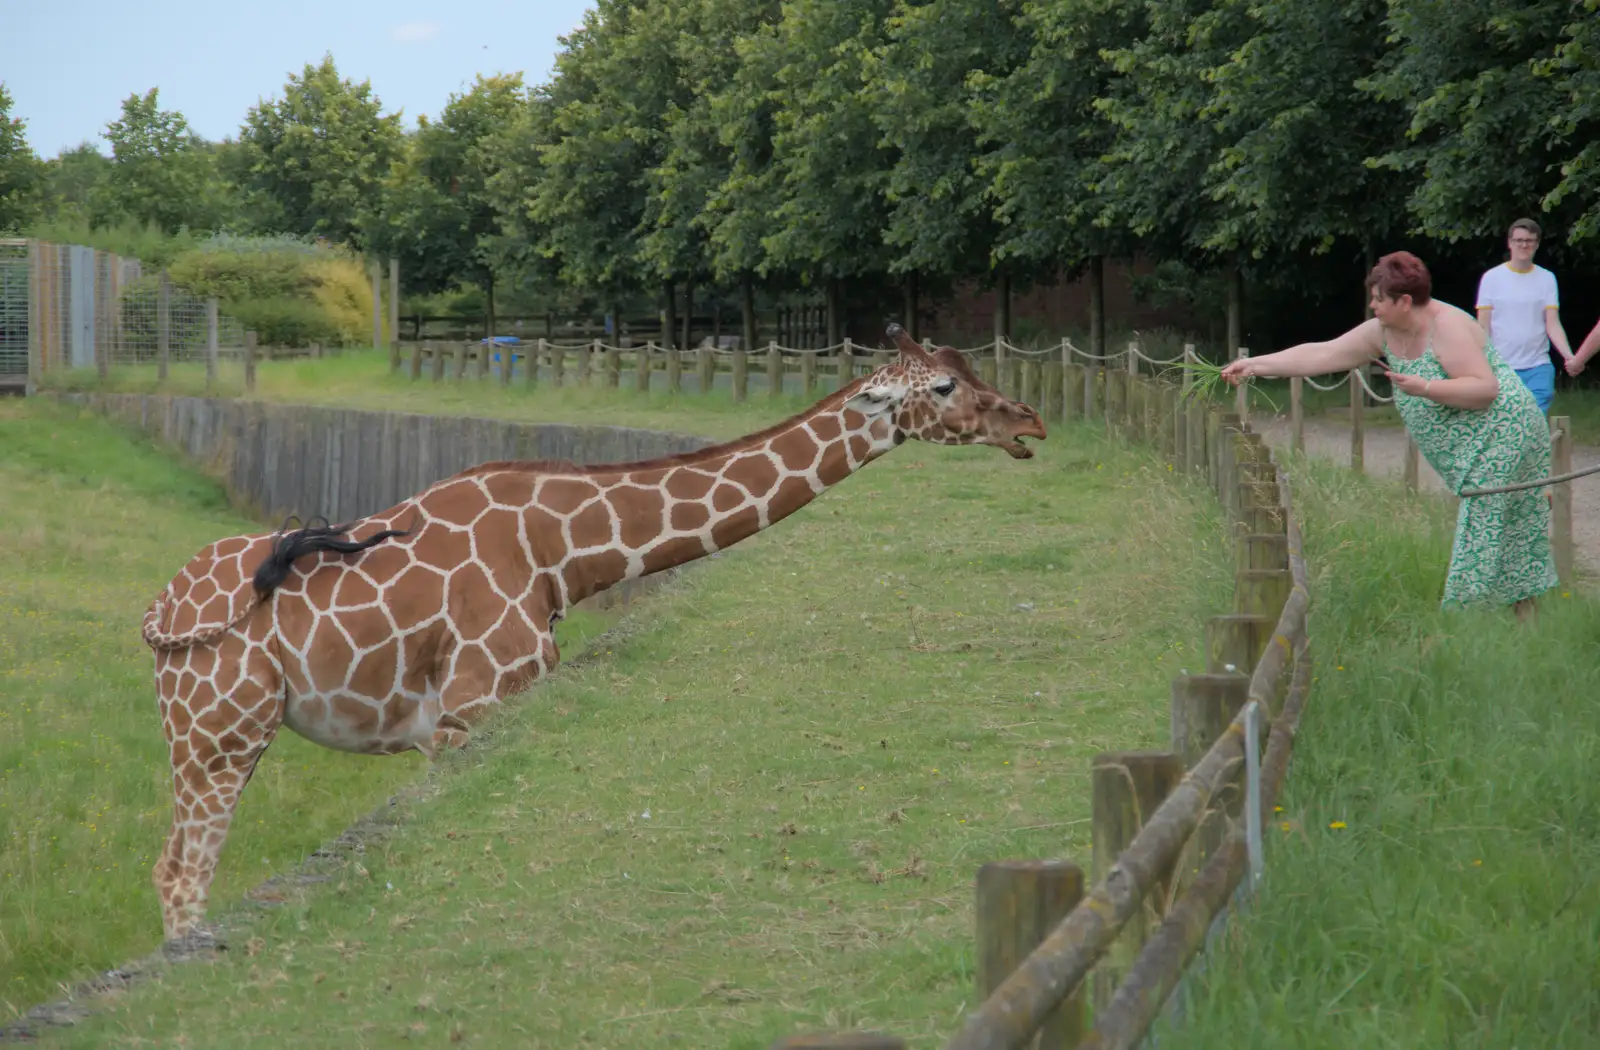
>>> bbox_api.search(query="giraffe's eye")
[932,377,957,396]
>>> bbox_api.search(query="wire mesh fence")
[0,239,249,391]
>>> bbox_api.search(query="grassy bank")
[0,400,612,1016]
[33,417,1230,1048]
[1157,456,1600,1048]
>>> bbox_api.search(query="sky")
[0,0,598,159]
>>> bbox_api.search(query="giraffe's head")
[842,323,1047,459]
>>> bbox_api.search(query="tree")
[364,74,529,325]
[758,0,900,338]
[529,1,685,323]
[1202,0,1409,267]
[1538,0,1600,243]
[969,0,1147,352]
[236,54,403,244]
[101,88,222,232]
[648,0,782,348]
[43,141,114,225]
[0,84,45,233]
[1360,0,1576,244]
[871,0,1033,333]
[1096,0,1257,350]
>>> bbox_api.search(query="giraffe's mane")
[443,373,874,481]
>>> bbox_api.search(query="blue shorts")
[1513,361,1555,414]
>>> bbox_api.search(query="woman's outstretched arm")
[1221,319,1382,383]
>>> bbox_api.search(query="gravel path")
[1250,412,1600,580]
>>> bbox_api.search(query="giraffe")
[139,323,1046,943]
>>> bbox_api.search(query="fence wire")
[3,240,248,384]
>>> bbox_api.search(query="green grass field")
[1155,457,1600,1049]
[0,399,613,1017]
[11,398,1234,1047]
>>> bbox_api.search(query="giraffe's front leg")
[428,628,558,754]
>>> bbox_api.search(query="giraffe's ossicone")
[142,324,1046,942]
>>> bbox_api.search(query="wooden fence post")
[1205,613,1274,676]
[732,347,748,400]
[243,330,257,392]
[410,339,424,381]
[1170,672,1250,892]
[453,341,468,381]
[388,256,401,371]
[1350,368,1365,473]
[838,339,854,390]
[550,341,566,387]
[524,338,540,389]
[976,859,1087,1049]
[156,270,171,384]
[667,346,682,391]
[1290,376,1304,455]
[1091,752,1184,1016]
[1553,415,1574,587]
[431,341,445,383]
[767,341,782,399]
[697,344,715,393]
[634,341,651,391]
[605,342,621,387]
[801,348,816,396]
[1234,346,1249,424]
[205,297,219,391]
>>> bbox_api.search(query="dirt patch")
[1251,412,1600,579]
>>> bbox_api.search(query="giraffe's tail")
[141,515,417,652]
[141,588,263,651]
[249,514,416,599]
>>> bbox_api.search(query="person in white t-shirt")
[1475,218,1575,414]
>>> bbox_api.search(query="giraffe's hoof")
[161,927,224,962]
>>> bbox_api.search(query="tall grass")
[1156,455,1600,1048]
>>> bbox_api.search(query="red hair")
[1365,251,1432,305]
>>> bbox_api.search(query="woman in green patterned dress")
[1221,251,1558,621]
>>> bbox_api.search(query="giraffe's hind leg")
[152,635,284,943]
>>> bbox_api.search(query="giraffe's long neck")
[532,389,898,609]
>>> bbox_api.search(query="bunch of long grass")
[1162,359,1281,413]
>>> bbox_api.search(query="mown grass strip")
[32,414,1230,1048]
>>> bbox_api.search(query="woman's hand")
[1384,368,1432,400]
[1220,358,1257,386]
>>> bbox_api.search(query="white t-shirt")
[1476,262,1560,370]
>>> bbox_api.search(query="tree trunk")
[1089,255,1106,362]
[662,280,677,351]
[683,281,695,351]
[826,279,841,346]
[903,272,919,341]
[741,273,757,352]
[1226,262,1243,360]
[993,270,1011,345]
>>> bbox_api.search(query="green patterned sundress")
[1383,327,1559,608]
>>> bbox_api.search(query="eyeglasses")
[1510,238,1540,246]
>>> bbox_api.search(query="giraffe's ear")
[886,323,933,362]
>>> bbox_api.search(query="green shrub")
[225,296,342,347]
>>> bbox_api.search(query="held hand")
[1384,369,1432,399]
[1567,355,1586,377]
[1219,359,1255,386]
